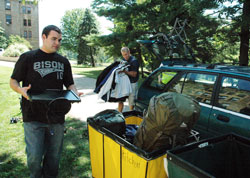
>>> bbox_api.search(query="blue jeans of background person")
[23,122,64,178]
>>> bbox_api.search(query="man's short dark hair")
[42,25,61,37]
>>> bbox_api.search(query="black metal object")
[46,97,72,135]
[27,89,81,103]
[28,89,80,135]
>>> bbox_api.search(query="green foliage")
[58,47,78,60]
[20,0,38,4]
[207,0,249,65]
[61,8,86,53]
[91,0,249,68]
[95,47,113,63]
[0,24,8,49]
[211,25,240,64]
[136,0,151,4]
[78,8,99,66]
[3,43,29,57]
[91,0,221,69]
[91,0,152,69]
[8,35,32,49]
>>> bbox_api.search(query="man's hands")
[67,84,83,97]
[10,78,31,100]
[77,91,84,97]
[10,79,84,102]
[20,84,31,100]
[118,70,127,74]
[118,70,137,78]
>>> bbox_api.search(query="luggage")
[133,92,201,152]
[92,109,126,137]
[125,124,139,143]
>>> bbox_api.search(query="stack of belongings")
[91,109,126,137]
[133,92,201,152]
[94,61,132,103]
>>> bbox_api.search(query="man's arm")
[9,78,31,100]
[123,57,139,78]
[67,84,83,97]
[123,70,137,78]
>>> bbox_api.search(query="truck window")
[147,70,177,90]
[168,72,217,104]
[218,77,250,116]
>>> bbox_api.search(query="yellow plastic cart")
[87,111,168,178]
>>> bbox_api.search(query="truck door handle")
[217,115,230,122]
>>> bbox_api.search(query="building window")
[28,19,31,26]
[6,14,12,24]
[23,19,31,26]
[27,7,31,14]
[5,0,11,10]
[23,19,27,26]
[24,31,27,38]
[28,31,32,38]
[22,6,31,14]
[22,6,26,14]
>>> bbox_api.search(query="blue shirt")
[124,56,139,83]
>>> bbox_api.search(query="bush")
[8,35,32,49]
[3,43,29,57]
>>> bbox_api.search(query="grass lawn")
[72,64,106,79]
[0,66,92,178]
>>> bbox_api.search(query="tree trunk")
[136,46,144,78]
[239,0,250,66]
[90,47,95,67]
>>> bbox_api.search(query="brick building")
[0,0,39,49]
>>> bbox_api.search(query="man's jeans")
[23,122,64,178]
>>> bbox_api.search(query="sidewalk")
[0,60,15,68]
[0,60,129,122]
[67,74,129,121]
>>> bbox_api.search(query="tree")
[91,0,156,73]
[215,0,250,65]
[60,9,85,54]
[211,26,239,64]
[0,24,8,49]
[77,8,99,66]
[239,0,250,66]
[91,0,250,69]
[91,0,223,72]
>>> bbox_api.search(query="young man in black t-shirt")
[10,25,82,178]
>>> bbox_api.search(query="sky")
[38,0,113,45]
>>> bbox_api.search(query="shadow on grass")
[0,118,92,178]
[0,153,29,178]
[59,118,92,178]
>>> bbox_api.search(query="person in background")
[118,47,139,112]
[9,25,82,178]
